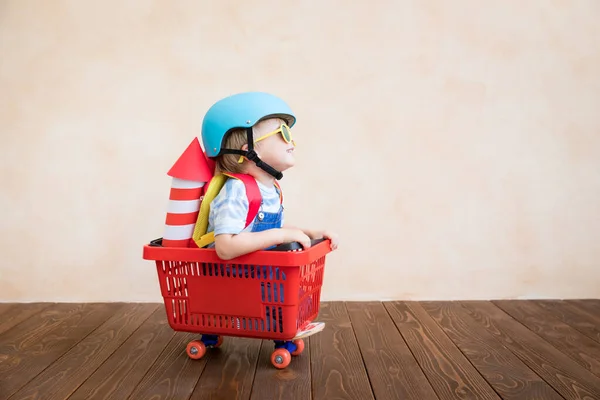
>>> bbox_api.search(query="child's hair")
[215,128,247,174]
[214,117,287,175]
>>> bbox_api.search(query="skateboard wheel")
[291,339,304,356]
[215,336,224,348]
[186,340,206,360]
[271,348,291,369]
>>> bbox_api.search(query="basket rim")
[143,238,331,266]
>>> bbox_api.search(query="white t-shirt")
[207,177,283,237]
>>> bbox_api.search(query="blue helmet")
[201,92,296,158]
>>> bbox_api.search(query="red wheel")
[271,348,291,369]
[186,340,206,360]
[215,336,224,348]
[291,339,304,356]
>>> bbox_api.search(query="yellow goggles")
[238,123,295,163]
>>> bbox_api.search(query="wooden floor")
[1,301,600,400]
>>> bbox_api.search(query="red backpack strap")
[223,173,262,228]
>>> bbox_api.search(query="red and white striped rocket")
[163,137,214,247]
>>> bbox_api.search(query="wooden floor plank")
[310,302,375,400]
[0,303,15,315]
[0,303,118,400]
[68,306,176,400]
[0,303,53,336]
[190,336,261,400]
[10,303,157,400]
[461,300,600,399]
[347,301,439,400]
[494,300,600,377]
[250,338,311,400]
[422,301,562,400]
[126,331,208,400]
[385,302,500,400]
[565,299,600,317]
[534,300,600,344]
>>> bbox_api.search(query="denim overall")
[252,202,285,331]
[251,203,313,344]
[203,196,310,349]
[251,204,284,246]
[220,200,286,334]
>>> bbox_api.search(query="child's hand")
[308,230,339,251]
[322,230,339,251]
[280,228,312,249]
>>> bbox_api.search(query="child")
[200,91,339,259]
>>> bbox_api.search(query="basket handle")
[267,238,326,252]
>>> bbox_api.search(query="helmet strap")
[219,128,284,180]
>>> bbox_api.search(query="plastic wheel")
[186,340,206,360]
[271,348,291,369]
[291,339,304,356]
[215,335,224,348]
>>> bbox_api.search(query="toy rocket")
[163,138,214,247]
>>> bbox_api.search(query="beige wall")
[1,1,599,302]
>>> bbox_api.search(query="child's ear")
[241,143,259,157]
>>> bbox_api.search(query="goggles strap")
[219,128,284,180]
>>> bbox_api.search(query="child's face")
[253,118,296,171]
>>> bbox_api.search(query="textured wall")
[1,0,599,301]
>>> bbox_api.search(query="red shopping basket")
[143,239,331,342]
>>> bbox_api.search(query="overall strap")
[273,181,284,204]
